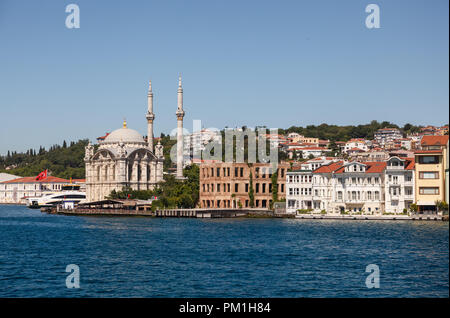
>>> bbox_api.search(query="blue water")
[0,205,448,297]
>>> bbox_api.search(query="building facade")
[287,161,390,214]
[199,162,289,209]
[384,156,415,213]
[414,135,449,212]
[374,128,403,146]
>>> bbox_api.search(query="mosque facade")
[84,77,185,201]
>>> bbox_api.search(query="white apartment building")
[286,169,314,213]
[384,156,415,213]
[184,128,221,165]
[343,139,369,153]
[286,159,413,214]
[374,128,403,146]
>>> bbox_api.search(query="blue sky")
[0,0,448,154]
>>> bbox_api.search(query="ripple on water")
[0,205,448,297]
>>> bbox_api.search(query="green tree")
[249,171,255,208]
[271,168,278,209]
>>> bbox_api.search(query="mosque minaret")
[85,76,186,201]
[146,80,155,151]
[176,75,185,179]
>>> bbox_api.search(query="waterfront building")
[384,157,415,213]
[199,162,289,209]
[414,135,449,212]
[286,168,314,213]
[374,128,403,146]
[0,176,70,204]
[286,160,389,214]
[84,78,187,201]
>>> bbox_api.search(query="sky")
[0,0,448,155]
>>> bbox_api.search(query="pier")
[47,206,275,218]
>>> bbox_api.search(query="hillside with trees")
[278,121,425,142]
[0,139,89,179]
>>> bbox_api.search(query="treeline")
[279,121,425,142]
[0,140,89,179]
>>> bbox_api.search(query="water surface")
[0,205,448,297]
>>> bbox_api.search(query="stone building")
[199,162,289,209]
[84,78,186,201]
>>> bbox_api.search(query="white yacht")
[27,184,86,209]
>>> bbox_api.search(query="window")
[419,187,439,195]
[419,172,439,179]
[217,184,220,192]
[337,191,342,200]
[235,184,239,192]
[419,156,439,164]
[245,183,249,192]
[217,168,220,177]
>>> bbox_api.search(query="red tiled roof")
[1,176,70,184]
[334,162,387,174]
[364,162,387,173]
[313,161,344,173]
[405,158,415,170]
[420,135,449,146]
[72,179,86,183]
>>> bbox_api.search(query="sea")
[0,205,448,297]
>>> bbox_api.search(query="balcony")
[386,165,405,171]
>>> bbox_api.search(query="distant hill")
[0,140,89,179]
[278,121,424,141]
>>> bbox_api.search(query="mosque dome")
[103,121,145,144]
